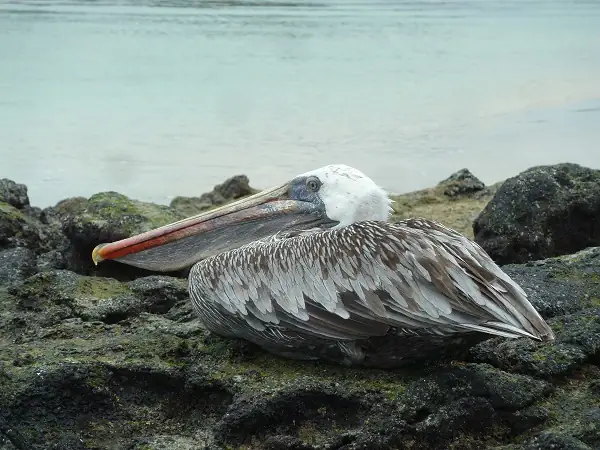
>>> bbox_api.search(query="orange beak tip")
[92,243,107,266]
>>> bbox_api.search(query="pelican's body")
[93,164,554,367]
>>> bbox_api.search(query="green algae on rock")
[61,191,186,247]
[55,192,187,276]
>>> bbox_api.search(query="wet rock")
[127,276,189,309]
[575,407,600,447]
[40,197,88,224]
[262,436,316,450]
[0,256,592,450]
[473,163,600,265]
[0,248,36,285]
[0,360,232,450]
[61,192,184,247]
[471,250,600,379]
[0,179,29,210]
[437,168,486,197]
[170,174,256,217]
[215,385,367,447]
[0,421,29,450]
[211,362,552,449]
[414,396,497,446]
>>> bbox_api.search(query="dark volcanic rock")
[473,163,600,265]
[36,250,67,272]
[0,180,67,258]
[170,175,256,217]
[500,247,600,319]
[438,168,486,197]
[60,191,184,248]
[469,249,600,381]
[0,174,258,278]
[5,270,193,329]
[0,202,47,251]
[1,246,599,449]
[2,172,600,449]
[0,179,29,209]
[0,248,36,285]
[400,363,552,418]
[471,306,600,379]
[522,432,592,450]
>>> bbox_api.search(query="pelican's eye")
[306,177,321,193]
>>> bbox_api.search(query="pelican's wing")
[189,219,554,342]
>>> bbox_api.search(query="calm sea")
[1,0,599,208]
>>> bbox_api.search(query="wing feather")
[189,219,555,343]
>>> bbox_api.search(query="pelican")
[92,164,554,367]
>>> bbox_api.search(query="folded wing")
[189,218,554,343]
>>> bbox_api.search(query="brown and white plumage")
[92,164,554,367]
[188,219,553,365]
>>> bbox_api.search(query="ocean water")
[1,0,599,208]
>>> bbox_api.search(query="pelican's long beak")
[91,183,319,272]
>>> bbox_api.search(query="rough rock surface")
[56,192,186,274]
[391,168,501,238]
[0,179,30,209]
[0,202,48,252]
[437,168,486,198]
[170,175,256,217]
[473,163,600,265]
[0,248,36,285]
[1,169,599,449]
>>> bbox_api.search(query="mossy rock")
[56,192,187,276]
[62,191,185,243]
[0,202,48,251]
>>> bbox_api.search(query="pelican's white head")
[296,164,393,227]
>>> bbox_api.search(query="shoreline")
[4,99,600,212]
